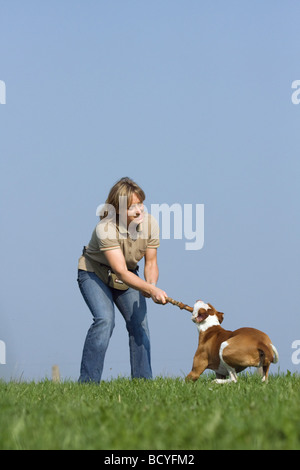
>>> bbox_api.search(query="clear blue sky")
[1,1,299,381]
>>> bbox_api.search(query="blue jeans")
[77,269,152,383]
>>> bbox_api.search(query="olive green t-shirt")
[78,213,160,276]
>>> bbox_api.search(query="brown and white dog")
[186,300,279,384]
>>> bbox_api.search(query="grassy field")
[0,373,299,450]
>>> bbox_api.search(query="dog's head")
[191,300,224,330]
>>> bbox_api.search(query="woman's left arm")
[144,248,159,287]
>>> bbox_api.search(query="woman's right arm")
[103,248,168,304]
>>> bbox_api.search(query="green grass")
[0,373,300,450]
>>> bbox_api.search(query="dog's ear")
[207,303,224,324]
[207,303,217,313]
[216,312,224,324]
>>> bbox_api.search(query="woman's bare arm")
[104,248,167,304]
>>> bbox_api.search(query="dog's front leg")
[185,355,208,382]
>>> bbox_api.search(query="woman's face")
[127,193,144,227]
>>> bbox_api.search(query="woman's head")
[101,177,145,226]
[106,177,145,210]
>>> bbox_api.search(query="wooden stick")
[166,297,194,313]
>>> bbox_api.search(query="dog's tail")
[271,344,279,364]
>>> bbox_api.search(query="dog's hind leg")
[214,341,238,384]
[214,368,238,384]
[261,363,270,383]
[259,343,278,383]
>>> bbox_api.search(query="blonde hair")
[100,177,145,220]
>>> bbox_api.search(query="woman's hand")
[149,286,168,304]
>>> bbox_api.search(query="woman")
[77,177,168,383]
